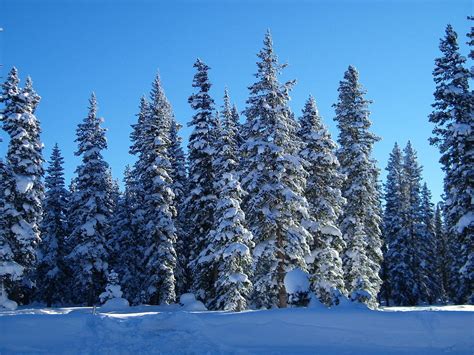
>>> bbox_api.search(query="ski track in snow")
[0,305,473,354]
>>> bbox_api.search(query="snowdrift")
[0,304,472,354]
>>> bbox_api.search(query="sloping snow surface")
[0,304,472,354]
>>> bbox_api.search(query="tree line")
[0,22,472,311]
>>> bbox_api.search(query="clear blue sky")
[0,0,472,202]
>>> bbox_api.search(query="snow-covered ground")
[0,303,473,354]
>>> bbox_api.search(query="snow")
[15,175,34,194]
[456,211,474,233]
[179,293,207,311]
[0,305,472,354]
[284,268,310,294]
[100,298,130,311]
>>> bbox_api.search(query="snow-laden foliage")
[429,25,473,304]
[186,59,218,301]
[36,144,70,306]
[434,202,450,302]
[105,166,139,302]
[137,74,178,305]
[169,117,189,296]
[380,143,404,306]
[200,173,254,311]
[66,94,112,305]
[241,31,311,308]
[99,270,124,303]
[0,69,44,304]
[194,105,254,311]
[333,65,382,309]
[299,96,346,306]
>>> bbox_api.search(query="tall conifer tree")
[241,32,311,308]
[429,25,473,304]
[334,66,382,308]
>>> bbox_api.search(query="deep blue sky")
[0,0,472,202]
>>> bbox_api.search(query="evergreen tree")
[185,59,218,302]
[139,74,177,305]
[299,96,346,306]
[334,65,382,308]
[434,202,450,301]
[221,89,242,161]
[0,69,44,303]
[99,270,124,304]
[0,158,24,306]
[169,118,189,296]
[429,25,473,304]
[195,98,254,311]
[127,96,150,303]
[66,94,112,305]
[105,166,137,301]
[420,182,442,303]
[241,31,311,308]
[382,143,410,306]
[400,142,431,305]
[36,144,69,306]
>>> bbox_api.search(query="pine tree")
[429,25,473,304]
[380,143,404,306]
[169,118,189,296]
[334,65,382,308]
[99,270,124,304]
[66,94,112,306]
[0,159,24,307]
[36,144,70,306]
[241,31,311,308]
[208,173,254,311]
[420,182,442,303]
[127,96,150,303]
[299,96,346,306]
[186,59,218,302]
[0,69,44,304]
[138,74,178,305]
[434,202,449,301]
[195,98,254,311]
[221,89,242,161]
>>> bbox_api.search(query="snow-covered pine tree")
[221,89,242,161]
[420,182,443,303]
[241,31,311,308]
[105,166,137,301]
[380,143,405,306]
[0,157,24,308]
[66,93,112,306]
[195,92,254,311]
[186,59,218,302]
[333,65,382,308]
[429,25,473,304]
[0,70,44,304]
[99,269,124,304]
[400,142,431,305]
[208,174,254,311]
[169,116,189,296]
[36,144,70,306]
[139,74,177,305]
[299,95,346,306]
[434,202,450,302]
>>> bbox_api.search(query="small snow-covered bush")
[99,270,127,305]
[284,268,310,307]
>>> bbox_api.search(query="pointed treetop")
[88,92,98,117]
[21,76,41,113]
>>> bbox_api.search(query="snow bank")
[0,305,472,354]
[100,298,129,312]
[179,293,207,311]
